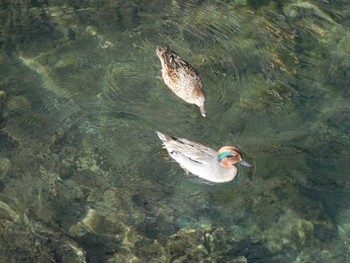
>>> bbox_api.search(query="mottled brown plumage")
[156,47,206,117]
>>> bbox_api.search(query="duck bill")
[199,106,206,117]
[240,159,252,167]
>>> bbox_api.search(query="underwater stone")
[263,209,314,253]
[338,32,350,53]
[6,96,32,113]
[0,157,10,175]
[0,91,7,101]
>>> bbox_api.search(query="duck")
[156,46,206,117]
[156,131,252,183]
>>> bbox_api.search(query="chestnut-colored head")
[217,146,252,169]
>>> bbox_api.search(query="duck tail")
[156,131,169,143]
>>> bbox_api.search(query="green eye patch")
[218,152,236,162]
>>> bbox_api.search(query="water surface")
[0,0,350,262]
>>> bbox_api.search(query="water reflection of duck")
[156,47,206,117]
[156,131,252,183]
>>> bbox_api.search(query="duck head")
[156,46,170,63]
[192,88,206,117]
[217,146,252,169]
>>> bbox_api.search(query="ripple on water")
[3,0,350,261]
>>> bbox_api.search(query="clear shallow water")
[0,0,349,262]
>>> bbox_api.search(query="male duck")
[156,131,252,183]
[156,46,206,117]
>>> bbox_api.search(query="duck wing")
[156,131,216,164]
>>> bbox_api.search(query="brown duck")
[156,47,206,117]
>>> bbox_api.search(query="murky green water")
[0,0,349,262]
